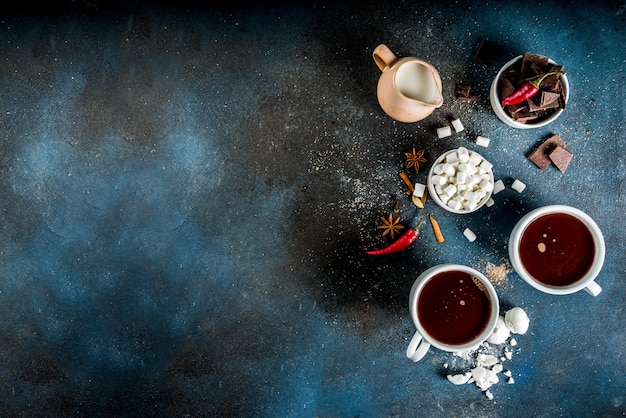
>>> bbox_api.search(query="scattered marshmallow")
[477,354,499,367]
[487,316,510,344]
[444,308,530,400]
[492,179,505,194]
[475,136,490,147]
[505,307,530,334]
[511,179,526,193]
[471,366,499,391]
[451,118,465,133]
[447,372,472,385]
[485,197,495,207]
[437,126,452,138]
[413,182,426,198]
[463,228,477,242]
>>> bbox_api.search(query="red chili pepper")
[366,209,424,256]
[501,71,564,106]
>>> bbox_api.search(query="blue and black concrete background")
[1,0,624,416]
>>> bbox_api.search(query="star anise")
[378,213,405,239]
[405,147,427,172]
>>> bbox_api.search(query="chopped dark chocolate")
[528,134,567,170]
[475,39,502,65]
[529,91,561,112]
[455,84,480,102]
[499,77,516,101]
[498,52,566,124]
[521,52,549,76]
[548,145,573,173]
[540,91,561,108]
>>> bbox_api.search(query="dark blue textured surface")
[0,0,624,416]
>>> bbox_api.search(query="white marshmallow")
[431,175,447,186]
[487,316,510,344]
[485,197,495,207]
[463,200,478,211]
[463,228,477,242]
[457,146,470,163]
[437,126,452,138]
[479,179,494,192]
[505,307,530,334]
[443,184,457,197]
[475,189,488,200]
[463,190,476,202]
[443,163,456,177]
[451,118,465,133]
[469,151,483,166]
[466,177,480,190]
[448,199,463,211]
[511,179,526,193]
[447,372,472,385]
[458,163,477,175]
[445,151,458,163]
[413,182,426,198]
[476,136,490,147]
[433,164,445,175]
[492,179,505,194]
[479,159,493,171]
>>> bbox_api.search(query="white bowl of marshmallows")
[427,147,494,214]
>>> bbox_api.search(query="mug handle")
[584,280,602,297]
[406,331,431,362]
[373,44,397,72]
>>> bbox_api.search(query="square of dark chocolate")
[548,145,573,173]
[528,134,567,170]
[475,39,502,65]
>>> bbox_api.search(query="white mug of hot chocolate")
[508,205,605,296]
[407,264,500,362]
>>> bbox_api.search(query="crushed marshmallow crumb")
[443,307,530,400]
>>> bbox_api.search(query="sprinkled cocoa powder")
[485,262,510,287]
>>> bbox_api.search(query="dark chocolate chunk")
[521,52,549,76]
[548,146,573,173]
[499,77,516,101]
[455,84,480,102]
[475,39,502,65]
[540,91,561,108]
[528,134,567,170]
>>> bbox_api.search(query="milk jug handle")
[373,44,397,72]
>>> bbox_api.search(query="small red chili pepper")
[501,71,564,106]
[366,209,424,256]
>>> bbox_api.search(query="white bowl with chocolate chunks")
[490,53,569,129]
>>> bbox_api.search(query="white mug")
[508,205,605,296]
[407,264,500,362]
